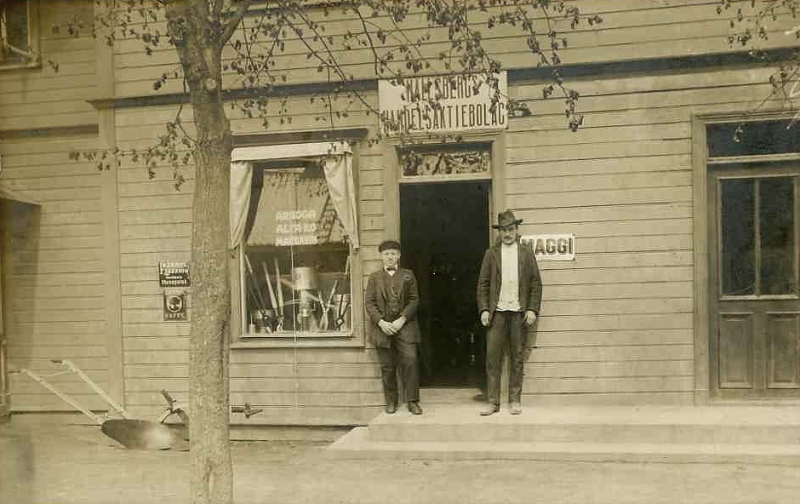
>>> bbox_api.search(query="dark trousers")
[486,310,525,405]
[376,337,420,405]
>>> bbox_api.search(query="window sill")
[0,60,41,71]
[232,332,365,349]
[719,294,799,301]
[240,330,351,339]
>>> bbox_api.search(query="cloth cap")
[378,239,401,252]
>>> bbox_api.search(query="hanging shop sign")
[163,292,187,321]
[521,234,576,261]
[159,261,190,287]
[379,72,508,135]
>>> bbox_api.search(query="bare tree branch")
[220,0,255,45]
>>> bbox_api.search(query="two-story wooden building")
[1,0,798,428]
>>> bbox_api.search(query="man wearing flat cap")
[365,239,423,415]
[476,210,542,416]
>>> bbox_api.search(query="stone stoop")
[326,404,800,465]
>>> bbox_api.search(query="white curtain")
[322,153,359,250]
[228,142,358,250]
[229,161,252,249]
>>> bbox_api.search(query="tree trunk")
[166,3,233,503]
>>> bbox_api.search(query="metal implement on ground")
[11,359,189,450]
[11,359,263,450]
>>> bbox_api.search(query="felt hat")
[492,209,523,229]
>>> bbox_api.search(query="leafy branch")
[52,0,605,183]
[717,0,800,130]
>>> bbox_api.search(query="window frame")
[0,0,40,70]
[715,169,799,301]
[229,141,365,349]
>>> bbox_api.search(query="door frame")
[381,131,506,241]
[692,112,800,404]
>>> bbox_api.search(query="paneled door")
[709,164,800,399]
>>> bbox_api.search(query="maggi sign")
[521,234,576,261]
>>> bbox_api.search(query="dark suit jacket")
[365,268,421,348]
[477,241,542,317]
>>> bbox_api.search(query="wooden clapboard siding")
[110,0,798,97]
[509,66,709,401]
[536,329,693,347]
[114,103,387,424]
[0,1,97,131]
[505,56,794,402]
[1,130,111,412]
[544,282,692,301]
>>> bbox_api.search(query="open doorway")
[400,181,490,389]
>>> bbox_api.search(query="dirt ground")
[1,422,799,504]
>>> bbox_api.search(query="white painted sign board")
[379,72,508,135]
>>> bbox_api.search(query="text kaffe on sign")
[521,234,576,261]
[379,72,508,135]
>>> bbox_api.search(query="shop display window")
[239,161,353,337]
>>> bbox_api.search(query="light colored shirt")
[497,243,521,312]
[384,267,397,277]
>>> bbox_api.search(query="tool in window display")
[274,256,285,331]
[334,295,351,331]
[272,257,284,332]
[244,253,269,317]
[262,261,280,333]
[319,279,339,331]
[244,254,272,332]
[262,261,278,310]
[333,256,352,330]
[293,267,319,332]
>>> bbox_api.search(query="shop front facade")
[0,0,798,426]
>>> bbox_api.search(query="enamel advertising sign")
[521,234,576,261]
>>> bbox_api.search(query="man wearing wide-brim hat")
[476,210,542,416]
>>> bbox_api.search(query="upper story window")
[230,142,359,338]
[0,0,39,67]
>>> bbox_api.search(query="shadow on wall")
[1,199,41,405]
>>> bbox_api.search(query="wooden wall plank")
[530,345,694,362]
[536,314,693,332]
[543,282,692,301]
[535,329,694,346]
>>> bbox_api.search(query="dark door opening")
[400,181,490,388]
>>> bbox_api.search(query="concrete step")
[328,427,800,465]
[367,405,800,445]
[327,404,800,464]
